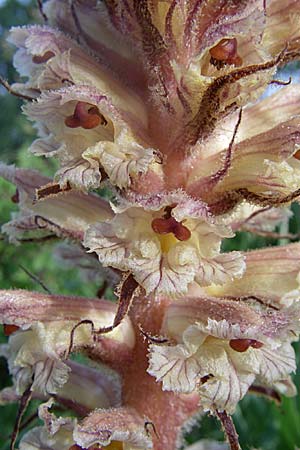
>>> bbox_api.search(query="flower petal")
[73,406,153,449]
[0,289,135,397]
[85,199,244,295]
[208,243,300,307]
[24,86,153,189]
[257,342,296,384]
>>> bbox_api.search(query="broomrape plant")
[1,1,300,449]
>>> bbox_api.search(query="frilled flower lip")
[22,84,157,190]
[20,399,154,450]
[0,289,135,398]
[74,406,153,449]
[148,271,300,412]
[84,191,245,296]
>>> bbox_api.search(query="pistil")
[32,51,55,64]
[209,38,242,69]
[151,215,191,241]
[65,101,108,129]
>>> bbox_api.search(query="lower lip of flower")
[69,442,123,450]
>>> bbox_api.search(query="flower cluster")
[1,1,300,449]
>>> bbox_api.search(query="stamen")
[151,215,191,241]
[151,217,174,234]
[174,222,191,241]
[229,339,263,352]
[209,38,242,68]
[3,324,20,336]
[32,51,55,64]
[65,101,108,129]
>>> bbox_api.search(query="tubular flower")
[0,290,134,397]
[148,244,300,414]
[18,399,153,450]
[2,1,300,450]
[0,164,113,242]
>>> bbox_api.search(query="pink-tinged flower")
[1,359,122,415]
[0,290,134,397]
[148,296,297,413]
[208,242,300,308]
[22,85,156,190]
[84,192,245,295]
[184,86,300,209]
[0,290,201,450]
[148,243,300,414]
[7,1,300,205]
[19,400,153,450]
[9,25,158,190]
[0,164,112,242]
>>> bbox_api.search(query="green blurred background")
[0,1,300,449]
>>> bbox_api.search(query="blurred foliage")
[1,1,300,450]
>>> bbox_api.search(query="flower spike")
[3,1,300,449]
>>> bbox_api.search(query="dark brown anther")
[3,324,20,336]
[250,340,264,349]
[151,214,191,241]
[151,217,174,235]
[200,373,214,384]
[229,338,263,352]
[68,446,82,450]
[65,101,107,129]
[173,222,191,241]
[294,149,300,160]
[32,50,55,64]
[11,189,19,203]
[209,38,242,68]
